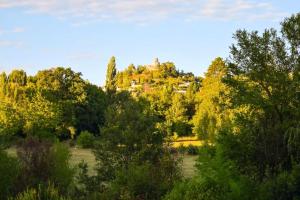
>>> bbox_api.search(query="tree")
[165,93,191,136]
[222,14,300,179]
[160,62,178,78]
[105,56,117,92]
[75,83,106,135]
[34,67,87,139]
[165,13,300,200]
[76,92,180,199]
[192,57,231,142]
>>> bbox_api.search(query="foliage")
[12,183,70,200]
[0,67,106,139]
[105,56,117,92]
[164,145,255,200]
[192,57,231,142]
[16,137,75,195]
[1,12,300,200]
[49,143,75,194]
[166,12,300,200]
[186,145,198,155]
[76,92,181,199]
[221,13,300,180]
[77,131,95,148]
[105,161,178,200]
[0,150,20,199]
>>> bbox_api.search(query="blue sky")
[0,0,298,86]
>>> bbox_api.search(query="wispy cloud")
[0,40,23,48]
[68,52,98,61]
[194,0,285,21]
[0,0,286,24]
[0,27,25,35]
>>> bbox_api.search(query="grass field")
[6,147,198,178]
[171,136,203,148]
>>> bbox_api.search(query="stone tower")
[147,58,160,71]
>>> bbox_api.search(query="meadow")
[6,146,197,178]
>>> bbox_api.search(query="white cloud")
[0,0,286,24]
[0,27,25,35]
[0,40,23,48]
[68,52,98,61]
[11,27,25,33]
[190,0,286,21]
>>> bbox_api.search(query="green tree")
[105,56,117,92]
[34,67,87,139]
[222,13,300,179]
[165,93,191,136]
[76,92,180,199]
[75,83,106,135]
[192,57,231,142]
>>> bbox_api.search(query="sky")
[0,0,299,86]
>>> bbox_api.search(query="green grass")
[69,147,97,176]
[5,146,197,178]
[180,154,198,178]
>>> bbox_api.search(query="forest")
[0,13,300,200]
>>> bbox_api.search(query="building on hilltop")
[146,58,160,71]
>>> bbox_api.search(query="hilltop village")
[115,58,201,95]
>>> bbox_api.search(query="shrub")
[34,129,58,143]
[12,183,70,200]
[177,144,186,154]
[258,165,300,200]
[50,143,75,194]
[16,137,75,195]
[0,134,15,149]
[105,161,180,200]
[16,138,53,191]
[187,145,198,155]
[77,131,95,148]
[0,150,20,199]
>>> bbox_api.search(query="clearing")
[6,147,198,178]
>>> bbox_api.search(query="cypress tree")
[105,56,117,92]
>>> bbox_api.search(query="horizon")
[0,0,299,86]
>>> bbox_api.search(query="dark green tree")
[105,56,117,92]
[76,92,180,199]
[222,13,300,179]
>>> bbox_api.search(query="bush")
[16,137,75,195]
[177,144,186,154]
[187,145,198,155]
[50,143,75,194]
[77,131,95,148]
[0,150,20,199]
[16,138,52,192]
[12,183,70,200]
[0,134,16,149]
[105,161,180,200]
[34,129,58,143]
[258,165,300,200]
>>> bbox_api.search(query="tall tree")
[105,56,117,92]
[220,13,300,180]
[192,57,230,142]
[76,92,180,199]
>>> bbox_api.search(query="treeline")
[0,67,106,140]
[1,12,300,200]
[165,13,300,199]
[0,53,217,139]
